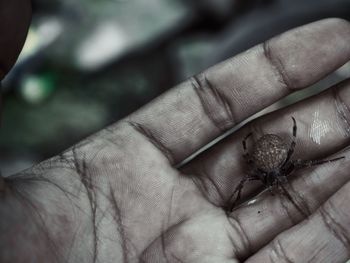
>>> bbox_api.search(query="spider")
[229,117,344,213]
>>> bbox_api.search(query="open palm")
[2,18,350,263]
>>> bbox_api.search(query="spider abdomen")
[251,134,288,172]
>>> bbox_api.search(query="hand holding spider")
[2,17,350,263]
[228,117,345,213]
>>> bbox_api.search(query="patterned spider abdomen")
[251,134,288,172]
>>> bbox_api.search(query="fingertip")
[268,18,350,90]
[319,17,350,31]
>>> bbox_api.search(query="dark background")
[1,0,350,176]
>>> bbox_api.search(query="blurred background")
[1,0,350,176]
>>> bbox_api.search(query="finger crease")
[263,41,293,91]
[227,214,252,258]
[109,186,129,263]
[270,237,293,263]
[71,148,99,262]
[127,121,175,164]
[319,202,350,252]
[191,74,235,132]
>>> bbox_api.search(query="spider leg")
[276,177,309,218]
[228,177,247,211]
[267,186,275,196]
[228,174,259,211]
[242,132,253,164]
[281,161,295,177]
[283,117,297,165]
[294,156,345,169]
[278,175,288,184]
[228,133,258,212]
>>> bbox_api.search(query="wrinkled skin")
[1,4,350,262]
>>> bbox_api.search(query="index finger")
[124,18,350,165]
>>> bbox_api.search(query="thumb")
[0,0,32,126]
[0,0,32,80]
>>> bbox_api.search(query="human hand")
[2,18,350,263]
